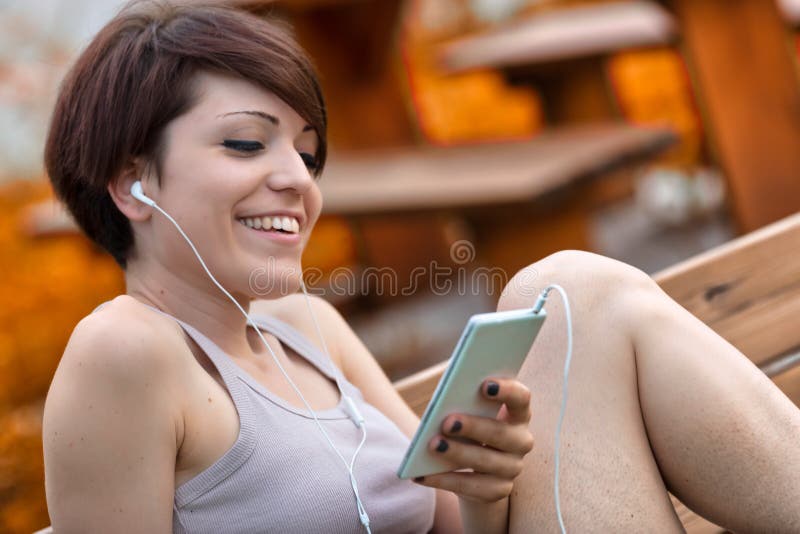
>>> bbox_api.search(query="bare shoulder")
[250,293,349,368]
[52,295,188,386]
[42,295,186,531]
[44,294,189,437]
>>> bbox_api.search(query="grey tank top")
[135,306,435,533]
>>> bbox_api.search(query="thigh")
[502,253,684,532]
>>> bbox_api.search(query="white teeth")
[238,216,299,233]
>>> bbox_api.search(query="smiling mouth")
[237,215,300,234]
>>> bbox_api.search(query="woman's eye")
[299,152,319,172]
[222,139,264,153]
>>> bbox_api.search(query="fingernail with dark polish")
[436,439,449,453]
[413,476,425,482]
[450,420,462,433]
[486,381,500,396]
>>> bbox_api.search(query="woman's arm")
[43,306,183,533]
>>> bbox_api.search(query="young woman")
[42,2,800,533]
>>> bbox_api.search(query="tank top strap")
[248,313,347,385]
[166,315,244,384]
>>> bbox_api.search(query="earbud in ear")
[130,181,156,207]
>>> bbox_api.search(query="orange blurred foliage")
[607,48,703,167]
[401,0,544,145]
[0,179,125,534]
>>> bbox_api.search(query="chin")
[244,256,304,300]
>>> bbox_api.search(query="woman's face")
[135,70,323,299]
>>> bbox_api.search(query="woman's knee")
[497,250,658,314]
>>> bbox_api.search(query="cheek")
[305,183,324,228]
[167,161,256,222]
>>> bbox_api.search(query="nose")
[264,139,315,195]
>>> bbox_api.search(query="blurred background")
[2,0,800,531]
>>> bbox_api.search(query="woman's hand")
[413,377,534,503]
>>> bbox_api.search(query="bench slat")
[654,212,800,365]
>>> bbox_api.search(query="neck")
[125,257,257,358]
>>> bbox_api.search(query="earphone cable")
[533,284,573,534]
[148,201,372,532]
[133,183,573,534]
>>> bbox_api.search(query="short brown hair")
[45,1,327,267]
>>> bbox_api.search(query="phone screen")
[397,307,546,479]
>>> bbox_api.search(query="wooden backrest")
[394,212,800,416]
[653,212,800,368]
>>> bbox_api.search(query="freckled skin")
[498,252,800,531]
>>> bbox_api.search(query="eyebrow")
[217,110,315,132]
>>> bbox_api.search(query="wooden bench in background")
[394,211,800,533]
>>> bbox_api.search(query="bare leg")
[498,251,800,533]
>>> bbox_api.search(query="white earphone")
[130,180,156,207]
[129,181,372,531]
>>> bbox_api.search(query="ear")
[107,159,156,222]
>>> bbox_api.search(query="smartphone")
[397,307,546,479]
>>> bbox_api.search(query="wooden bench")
[393,211,800,533]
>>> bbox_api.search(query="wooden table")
[320,123,676,215]
[320,122,676,290]
[435,1,676,125]
[438,1,676,73]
